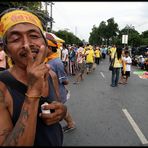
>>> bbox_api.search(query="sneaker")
[110,84,116,87]
[63,126,76,133]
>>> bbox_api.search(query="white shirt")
[123,56,132,71]
[61,48,69,62]
[139,57,145,63]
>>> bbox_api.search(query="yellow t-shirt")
[95,50,101,58]
[86,49,95,63]
[110,47,116,59]
[113,54,126,73]
[57,48,61,58]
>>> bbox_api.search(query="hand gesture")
[26,45,49,96]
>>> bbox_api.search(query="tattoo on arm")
[0,128,11,138]
[1,94,38,145]
[4,122,25,146]
[3,103,30,145]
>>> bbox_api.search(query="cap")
[44,32,58,48]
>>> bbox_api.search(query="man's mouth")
[19,49,39,58]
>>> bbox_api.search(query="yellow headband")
[0,10,43,37]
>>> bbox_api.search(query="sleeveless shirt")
[0,70,63,146]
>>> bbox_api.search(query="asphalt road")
[62,56,148,146]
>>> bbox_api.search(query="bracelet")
[25,93,41,99]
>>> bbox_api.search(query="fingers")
[39,109,62,123]
[24,44,34,67]
[34,45,47,65]
[39,102,66,125]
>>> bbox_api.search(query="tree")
[54,30,82,45]
[120,26,141,47]
[141,30,148,38]
[89,25,102,45]
[89,18,119,46]
[105,18,119,45]
[140,30,148,45]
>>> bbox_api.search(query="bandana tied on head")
[0,10,44,37]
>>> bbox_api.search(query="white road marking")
[100,72,105,78]
[122,108,148,145]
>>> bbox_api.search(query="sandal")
[62,125,76,133]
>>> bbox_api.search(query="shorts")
[122,70,130,77]
[86,63,93,69]
[78,62,85,74]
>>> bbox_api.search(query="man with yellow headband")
[0,8,67,146]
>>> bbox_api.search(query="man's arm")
[0,88,40,146]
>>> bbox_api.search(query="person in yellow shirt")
[111,47,125,87]
[109,44,116,62]
[85,45,95,74]
[94,46,101,65]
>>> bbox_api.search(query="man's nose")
[22,35,30,49]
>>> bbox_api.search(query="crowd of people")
[59,43,133,87]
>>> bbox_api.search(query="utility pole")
[45,2,55,32]
[50,2,54,32]
[45,2,49,31]
[39,2,42,10]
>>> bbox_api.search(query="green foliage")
[120,26,140,47]
[89,25,102,45]
[141,30,148,38]
[89,18,119,46]
[54,30,82,45]
[89,18,148,47]
[8,2,41,10]
[140,38,148,45]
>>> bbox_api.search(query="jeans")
[111,68,121,86]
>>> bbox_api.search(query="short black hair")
[125,50,129,55]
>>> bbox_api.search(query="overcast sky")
[46,2,148,42]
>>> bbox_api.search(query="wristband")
[25,93,41,99]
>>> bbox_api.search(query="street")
[62,56,148,146]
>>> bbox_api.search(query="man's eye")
[30,35,41,39]
[8,38,20,43]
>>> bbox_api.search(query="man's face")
[5,23,46,68]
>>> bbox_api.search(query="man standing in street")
[0,7,67,146]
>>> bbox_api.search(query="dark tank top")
[0,70,63,146]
